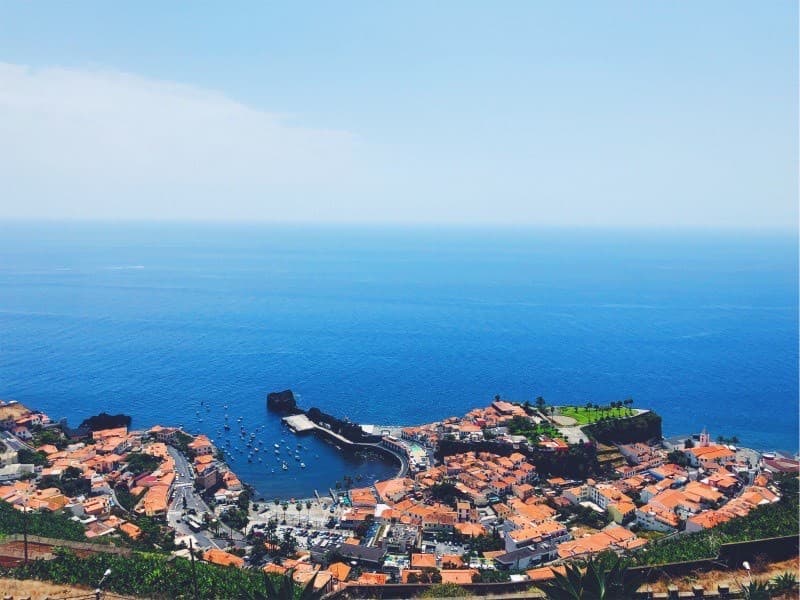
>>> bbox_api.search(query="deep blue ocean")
[0,223,797,498]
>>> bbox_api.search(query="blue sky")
[0,2,796,227]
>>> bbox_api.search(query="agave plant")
[536,554,645,600]
[740,579,772,600]
[771,571,799,599]
[257,568,324,600]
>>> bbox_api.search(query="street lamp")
[95,568,112,599]
[742,561,752,584]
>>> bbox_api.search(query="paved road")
[0,430,31,453]
[165,446,244,549]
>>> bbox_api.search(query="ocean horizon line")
[1,217,798,237]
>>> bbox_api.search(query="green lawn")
[558,406,633,425]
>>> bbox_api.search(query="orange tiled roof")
[454,521,486,537]
[441,555,464,568]
[526,565,567,581]
[440,569,477,585]
[349,487,378,506]
[203,549,245,568]
[263,563,288,575]
[356,572,388,585]
[328,562,351,582]
[410,553,436,569]
[119,522,142,539]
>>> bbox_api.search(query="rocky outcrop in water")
[266,390,297,413]
[79,412,132,432]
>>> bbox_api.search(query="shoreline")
[254,401,795,501]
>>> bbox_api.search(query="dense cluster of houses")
[0,397,791,593]
[0,401,243,545]
[238,405,787,593]
[397,398,567,451]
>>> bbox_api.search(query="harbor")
[282,411,411,478]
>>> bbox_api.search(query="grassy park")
[558,401,635,425]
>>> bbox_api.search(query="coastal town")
[0,395,796,596]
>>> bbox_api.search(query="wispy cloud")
[0,63,361,219]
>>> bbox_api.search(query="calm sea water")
[0,223,796,497]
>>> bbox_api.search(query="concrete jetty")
[282,413,316,433]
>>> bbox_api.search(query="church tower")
[699,428,711,447]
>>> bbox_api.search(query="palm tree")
[535,396,546,413]
[265,520,277,551]
[305,500,312,524]
[536,554,644,600]
[295,502,302,524]
[281,502,288,524]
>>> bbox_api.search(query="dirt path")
[0,578,140,600]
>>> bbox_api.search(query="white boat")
[300,463,306,468]
[282,462,288,471]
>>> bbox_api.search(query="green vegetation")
[263,568,326,599]
[507,415,563,444]
[406,567,441,583]
[561,504,611,530]
[770,572,798,599]
[559,400,635,425]
[4,547,312,599]
[31,428,67,450]
[583,411,662,445]
[237,488,252,511]
[221,507,249,531]
[666,449,690,467]
[535,553,644,600]
[125,452,162,476]
[472,569,511,582]
[113,484,143,512]
[40,466,90,498]
[420,583,467,598]
[635,476,798,565]
[429,482,462,505]
[17,448,48,467]
[123,515,176,552]
[716,434,740,445]
[173,430,195,456]
[0,500,85,541]
[740,579,772,600]
[461,529,504,554]
[528,443,600,479]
